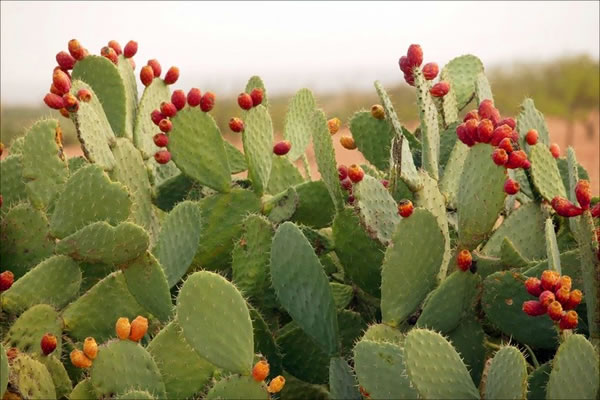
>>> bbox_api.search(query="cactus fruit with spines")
[1,38,598,400]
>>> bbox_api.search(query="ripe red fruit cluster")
[456,249,472,271]
[398,44,423,86]
[273,141,292,156]
[0,270,14,291]
[238,88,263,110]
[550,179,591,218]
[229,117,244,133]
[338,164,365,204]
[522,270,582,330]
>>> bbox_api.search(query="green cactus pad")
[457,143,507,249]
[381,208,445,326]
[0,344,7,397]
[21,119,69,209]
[354,175,401,245]
[440,55,484,110]
[194,189,261,270]
[482,201,546,260]
[263,186,298,224]
[36,355,72,399]
[110,138,161,243]
[117,55,137,130]
[118,390,154,399]
[475,72,494,105]
[242,105,273,195]
[474,253,506,278]
[50,164,131,238]
[123,252,172,322]
[56,221,149,265]
[0,155,27,209]
[280,372,331,400]
[311,109,345,211]
[62,271,147,341]
[291,180,336,228]
[67,156,88,173]
[439,122,459,170]
[500,237,530,268]
[205,375,269,400]
[72,55,130,138]
[224,141,248,174]
[90,340,166,399]
[70,378,96,400]
[3,304,62,357]
[249,307,282,378]
[545,218,561,273]
[330,283,353,310]
[353,340,417,399]
[404,328,479,399]
[415,69,440,180]
[484,346,528,400]
[245,75,269,108]
[152,172,194,212]
[168,107,231,192]
[271,222,339,355]
[517,98,550,147]
[283,88,316,161]
[447,315,486,385]
[8,136,25,154]
[9,353,56,400]
[417,271,480,333]
[527,363,551,400]
[361,324,404,344]
[332,208,384,298]
[439,139,470,208]
[1,255,81,314]
[329,357,361,400]
[338,310,367,358]
[442,87,460,124]
[348,111,394,171]
[529,143,567,202]
[152,201,202,287]
[0,203,54,278]
[69,80,117,170]
[147,321,216,400]
[267,155,304,195]
[546,334,599,399]
[133,74,171,159]
[482,271,558,348]
[176,271,254,374]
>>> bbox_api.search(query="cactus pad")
[283,88,316,161]
[447,315,486,385]
[245,75,269,108]
[440,55,484,110]
[69,379,96,400]
[349,111,394,171]
[133,79,171,158]
[267,155,304,195]
[439,139,470,208]
[205,375,269,400]
[0,155,27,209]
[242,105,273,195]
[118,390,155,399]
[3,304,62,357]
[517,98,550,147]
[527,363,551,400]
[415,69,440,180]
[9,353,56,400]
[36,355,72,399]
[0,344,7,397]
[475,72,494,105]
[291,180,335,228]
[529,143,567,202]
[484,346,528,400]
[329,357,361,400]
[354,175,401,245]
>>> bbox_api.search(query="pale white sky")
[1,1,599,105]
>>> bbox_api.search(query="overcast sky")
[1,1,598,105]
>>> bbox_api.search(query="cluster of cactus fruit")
[0,37,599,400]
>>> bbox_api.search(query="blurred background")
[2,1,599,191]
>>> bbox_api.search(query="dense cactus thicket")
[0,39,599,399]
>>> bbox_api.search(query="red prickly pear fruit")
[128,57,136,70]
[171,90,187,111]
[116,317,131,340]
[140,65,154,87]
[347,194,355,205]
[200,92,216,112]
[456,123,475,147]
[397,199,414,218]
[477,119,494,143]
[478,100,495,120]
[229,118,244,133]
[464,119,479,143]
[371,104,385,120]
[151,109,165,126]
[490,124,512,146]
[429,81,450,97]
[406,44,423,67]
[541,270,560,291]
[250,88,263,107]
[575,180,591,209]
[77,89,92,102]
[252,360,270,382]
[381,179,389,188]
[328,117,341,135]
[273,140,292,156]
[56,51,76,70]
[498,137,515,154]
[559,310,578,330]
[59,108,70,118]
[237,93,253,110]
[267,376,286,394]
[551,196,584,218]
[52,69,71,94]
[404,72,415,86]
[68,39,86,60]
[347,164,364,183]
[70,349,92,369]
[338,165,348,181]
[44,93,65,109]
[556,286,571,305]
[340,177,353,191]
[101,46,118,64]
[153,133,169,147]
[489,109,501,127]
[422,62,439,80]
[456,249,472,271]
[506,150,528,169]
[83,337,98,360]
[497,117,516,130]
[565,289,582,310]
[0,270,14,291]
[398,56,410,74]
[547,300,563,321]
[522,300,547,316]
[556,275,572,291]
[164,66,179,85]
[525,277,543,297]
[50,84,62,96]
[340,136,357,150]
[40,333,57,355]
[63,93,79,112]
[463,110,480,122]
[6,347,19,360]
[0,142,3,157]
[147,59,162,77]
[129,316,148,341]
[154,150,171,164]
[539,290,556,307]
[187,88,202,107]
[124,40,138,58]
[108,40,122,55]
[522,159,531,169]
[504,178,520,195]
[525,129,538,145]
[159,119,173,133]
[549,143,560,158]
[160,102,177,118]
[591,203,600,218]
